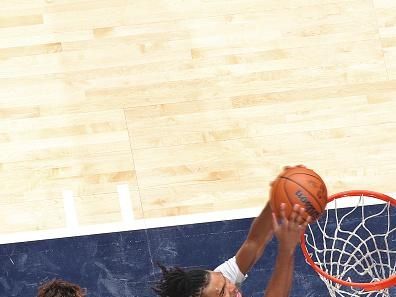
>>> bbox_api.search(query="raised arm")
[235,202,274,274]
[264,204,310,297]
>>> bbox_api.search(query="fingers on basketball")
[270,165,328,223]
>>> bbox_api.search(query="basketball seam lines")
[280,177,295,211]
[279,176,325,213]
[271,179,282,216]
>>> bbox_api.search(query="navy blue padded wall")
[0,230,154,297]
[0,204,394,297]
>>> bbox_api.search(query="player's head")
[153,265,242,297]
[37,279,86,297]
[153,264,209,297]
[201,271,242,297]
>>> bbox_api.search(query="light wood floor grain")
[1,0,395,234]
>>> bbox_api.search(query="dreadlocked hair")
[153,264,210,297]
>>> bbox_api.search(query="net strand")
[304,194,395,297]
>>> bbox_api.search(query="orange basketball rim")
[300,190,396,293]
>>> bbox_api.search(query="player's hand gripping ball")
[270,165,328,222]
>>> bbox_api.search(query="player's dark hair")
[37,279,86,297]
[153,264,210,297]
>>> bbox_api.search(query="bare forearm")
[264,203,307,297]
[246,203,273,244]
[285,253,294,294]
[264,248,295,297]
[236,203,274,273]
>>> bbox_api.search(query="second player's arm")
[235,203,274,274]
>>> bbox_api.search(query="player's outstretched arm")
[264,204,310,297]
[235,202,274,274]
[235,165,308,275]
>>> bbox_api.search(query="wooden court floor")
[0,0,396,236]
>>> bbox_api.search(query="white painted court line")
[0,221,147,245]
[0,192,394,245]
[144,207,261,229]
[117,184,134,225]
[0,207,261,244]
[62,190,78,230]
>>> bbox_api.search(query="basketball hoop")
[300,190,396,296]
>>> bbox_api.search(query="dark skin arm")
[235,202,273,274]
[264,204,310,297]
[235,165,307,275]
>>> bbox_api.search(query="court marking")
[117,184,134,224]
[0,189,394,245]
[62,190,78,230]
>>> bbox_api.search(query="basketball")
[270,165,328,222]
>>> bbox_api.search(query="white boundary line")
[0,192,395,245]
[62,190,78,230]
[0,207,260,245]
[117,184,134,224]
[143,207,261,229]
[0,221,147,245]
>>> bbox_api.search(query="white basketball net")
[303,193,395,297]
